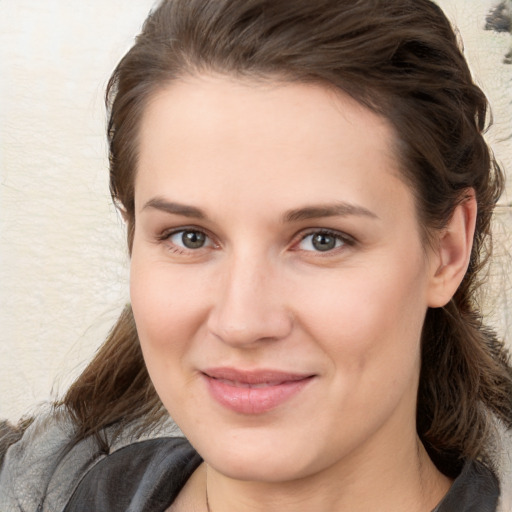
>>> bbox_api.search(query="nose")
[207,254,293,347]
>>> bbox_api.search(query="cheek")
[129,253,208,362]
[292,262,427,386]
[129,257,210,415]
[298,268,425,341]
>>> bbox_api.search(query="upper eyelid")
[295,228,355,243]
[160,225,212,239]
[158,226,217,248]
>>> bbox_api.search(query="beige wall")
[1,0,511,422]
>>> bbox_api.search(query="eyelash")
[295,229,355,253]
[157,227,355,255]
[157,227,216,254]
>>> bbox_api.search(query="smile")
[202,368,315,414]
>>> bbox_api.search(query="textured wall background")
[1,0,511,422]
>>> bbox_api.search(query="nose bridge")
[208,248,292,346]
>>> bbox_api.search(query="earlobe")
[427,189,477,308]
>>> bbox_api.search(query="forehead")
[135,75,412,221]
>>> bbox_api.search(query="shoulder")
[63,436,202,511]
[0,406,182,512]
[437,419,512,512]
[0,419,28,469]
[428,423,512,512]
[0,407,105,511]
[494,423,512,512]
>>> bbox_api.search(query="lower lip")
[204,375,313,414]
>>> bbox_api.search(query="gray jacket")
[1,406,511,511]
[0,407,181,511]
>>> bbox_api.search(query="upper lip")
[202,367,315,385]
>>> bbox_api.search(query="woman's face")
[130,75,440,483]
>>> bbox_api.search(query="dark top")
[64,438,202,512]
[64,437,499,512]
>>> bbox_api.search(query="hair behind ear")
[418,303,512,476]
[418,190,512,475]
[61,305,164,446]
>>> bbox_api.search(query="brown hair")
[63,0,512,474]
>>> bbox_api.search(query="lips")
[202,367,315,414]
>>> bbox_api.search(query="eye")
[168,229,212,250]
[297,231,349,252]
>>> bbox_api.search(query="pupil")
[182,231,205,249]
[312,233,335,251]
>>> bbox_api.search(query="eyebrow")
[142,197,207,219]
[142,197,378,222]
[283,202,378,222]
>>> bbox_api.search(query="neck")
[203,434,451,512]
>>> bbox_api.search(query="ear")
[427,189,477,308]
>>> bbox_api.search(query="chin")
[208,450,310,483]
[187,425,324,483]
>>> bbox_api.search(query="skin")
[130,75,475,511]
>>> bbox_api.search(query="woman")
[1,0,511,510]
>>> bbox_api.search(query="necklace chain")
[206,488,211,512]
[205,466,212,512]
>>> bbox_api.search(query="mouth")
[201,367,315,414]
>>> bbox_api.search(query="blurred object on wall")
[485,1,512,63]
